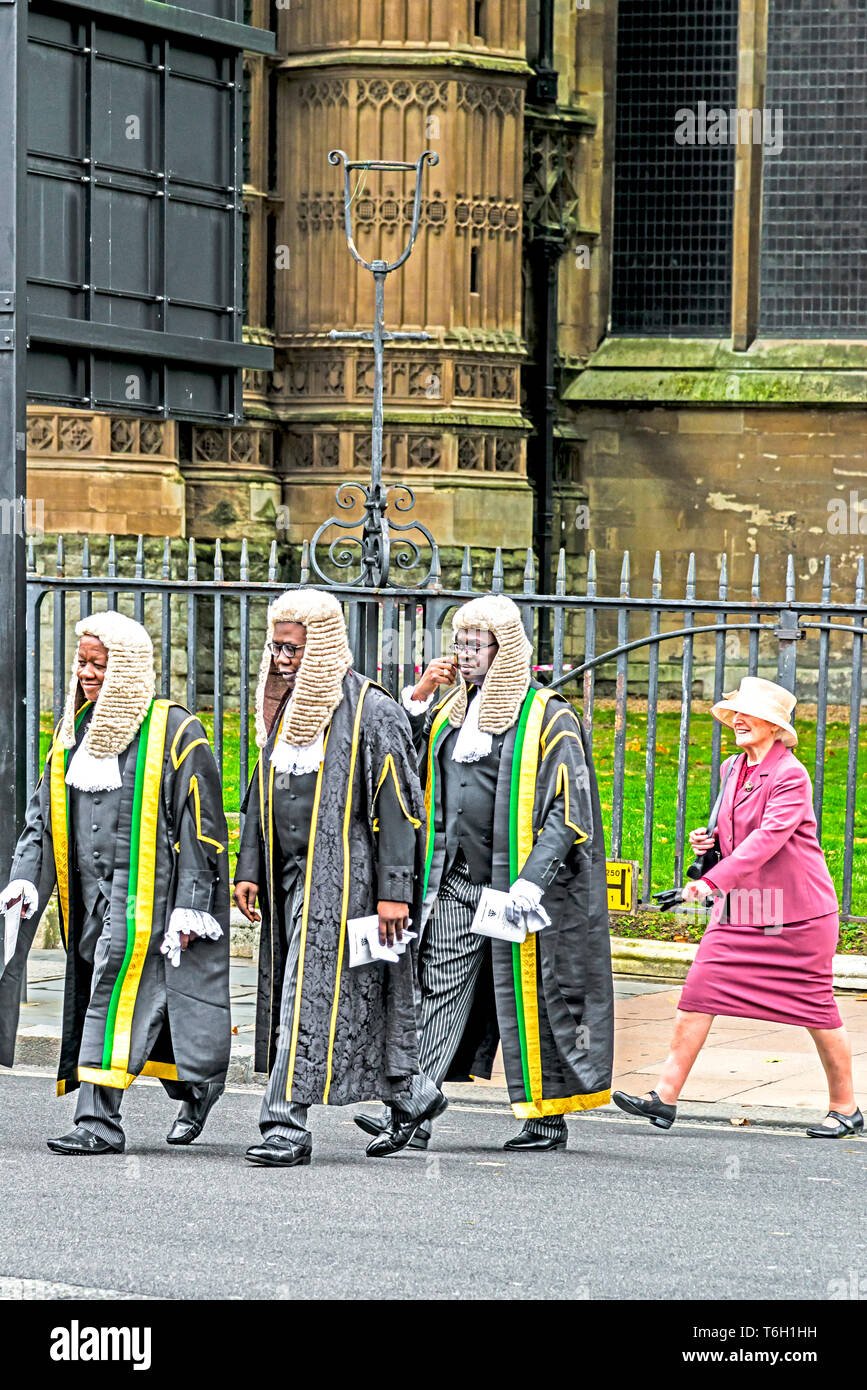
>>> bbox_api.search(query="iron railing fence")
[25,535,867,920]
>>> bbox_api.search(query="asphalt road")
[0,1070,863,1301]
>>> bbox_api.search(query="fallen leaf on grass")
[672,934,690,943]
[730,1117,750,1126]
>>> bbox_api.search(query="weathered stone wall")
[564,402,867,703]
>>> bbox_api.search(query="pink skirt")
[677,911,842,1029]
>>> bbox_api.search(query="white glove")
[504,878,552,932]
[0,880,39,919]
[160,908,224,968]
[401,685,435,716]
[525,905,553,933]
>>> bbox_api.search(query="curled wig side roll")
[254,588,353,749]
[450,594,532,735]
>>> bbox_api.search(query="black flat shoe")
[612,1089,677,1130]
[503,1130,567,1152]
[47,1128,125,1156]
[805,1107,864,1139]
[366,1091,448,1158]
[167,1081,225,1145]
[245,1139,312,1167]
[353,1112,430,1150]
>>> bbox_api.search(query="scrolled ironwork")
[308,483,436,589]
[389,484,417,513]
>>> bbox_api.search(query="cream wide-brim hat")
[710,676,798,748]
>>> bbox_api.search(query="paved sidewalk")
[13,952,867,1129]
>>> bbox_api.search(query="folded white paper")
[470,888,527,944]
[2,898,22,977]
[347,915,417,968]
[347,917,376,967]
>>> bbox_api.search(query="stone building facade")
[25,0,867,625]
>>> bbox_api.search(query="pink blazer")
[702,739,838,927]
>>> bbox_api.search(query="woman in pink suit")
[614,677,862,1138]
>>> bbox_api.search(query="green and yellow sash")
[53,698,175,1089]
[508,688,557,1113]
[509,689,609,1118]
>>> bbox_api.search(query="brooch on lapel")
[743,779,754,793]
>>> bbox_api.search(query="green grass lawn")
[40,700,867,944]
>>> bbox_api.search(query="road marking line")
[0,1275,163,1300]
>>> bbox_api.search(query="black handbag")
[654,754,743,909]
[685,753,743,881]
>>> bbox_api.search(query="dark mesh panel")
[759,0,867,337]
[612,0,739,335]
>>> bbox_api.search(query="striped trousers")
[260,866,439,1146]
[415,853,566,1142]
[418,854,488,1086]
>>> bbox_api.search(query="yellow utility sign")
[607,860,637,913]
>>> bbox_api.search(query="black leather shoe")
[503,1128,567,1152]
[353,1112,430,1150]
[612,1089,677,1130]
[805,1107,864,1139]
[47,1127,125,1156]
[166,1081,225,1145]
[244,1139,312,1167]
[365,1090,448,1158]
[353,1111,387,1138]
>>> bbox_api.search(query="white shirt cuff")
[0,880,39,916]
[401,685,434,715]
[161,908,224,968]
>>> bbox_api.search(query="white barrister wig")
[449,593,533,735]
[254,588,353,753]
[57,611,156,791]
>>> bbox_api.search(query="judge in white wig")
[234,588,447,1165]
[356,592,615,1154]
[0,611,231,1154]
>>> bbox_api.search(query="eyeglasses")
[268,641,306,658]
[452,640,496,657]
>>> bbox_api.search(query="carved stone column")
[269,1,536,556]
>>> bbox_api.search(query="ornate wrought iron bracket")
[308,148,439,588]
